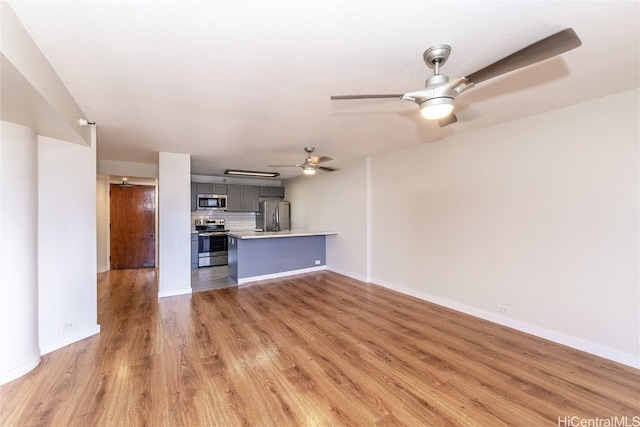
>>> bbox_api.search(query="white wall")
[1,2,99,381]
[38,131,100,354]
[369,89,639,367]
[158,152,192,297]
[192,174,282,187]
[284,89,639,368]
[0,122,40,384]
[97,159,159,178]
[284,157,368,281]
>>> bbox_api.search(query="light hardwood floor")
[1,269,638,426]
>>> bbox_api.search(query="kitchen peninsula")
[227,230,337,284]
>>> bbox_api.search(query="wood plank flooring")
[191,265,236,292]
[1,269,638,426]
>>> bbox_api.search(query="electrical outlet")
[62,320,76,332]
[314,260,321,265]
[497,304,511,315]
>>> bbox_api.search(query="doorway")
[109,183,156,269]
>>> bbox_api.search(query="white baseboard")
[40,324,101,356]
[370,277,639,370]
[0,354,41,385]
[158,287,193,298]
[326,266,368,283]
[97,266,109,273]
[239,265,326,284]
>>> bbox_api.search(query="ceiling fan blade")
[313,156,333,164]
[268,164,298,168]
[464,28,581,85]
[330,94,404,100]
[318,166,338,172]
[438,113,457,128]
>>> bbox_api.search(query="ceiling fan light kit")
[331,28,582,127]
[419,97,455,119]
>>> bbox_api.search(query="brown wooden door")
[110,184,156,269]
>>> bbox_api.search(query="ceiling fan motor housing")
[426,74,449,89]
[403,74,452,104]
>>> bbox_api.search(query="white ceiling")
[8,1,639,180]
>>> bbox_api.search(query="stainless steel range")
[195,218,228,267]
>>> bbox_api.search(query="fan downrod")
[423,44,451,69]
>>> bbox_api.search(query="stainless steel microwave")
[196,194,227,210]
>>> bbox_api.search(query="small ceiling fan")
[331,28,581,127]
[269,147,338,175]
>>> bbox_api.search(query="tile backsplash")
[191,210,256,231]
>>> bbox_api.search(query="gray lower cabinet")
[228,234,326,283]
[227,185,259,212]
[191,183,197,211]
[191,233,199,268]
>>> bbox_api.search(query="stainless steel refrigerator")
[256,201,291,231]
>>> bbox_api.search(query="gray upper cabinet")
[192,183,279,211]
[192,182,228,211]
[227,185,259,212]
[258,186,285,198]
[243,186,259,211]
[226,185,242,211]
[195,183,227,194]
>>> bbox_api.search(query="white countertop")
[227,230,337,240]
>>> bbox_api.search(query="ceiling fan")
[269,147,338,175]
[331,28,581,127]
